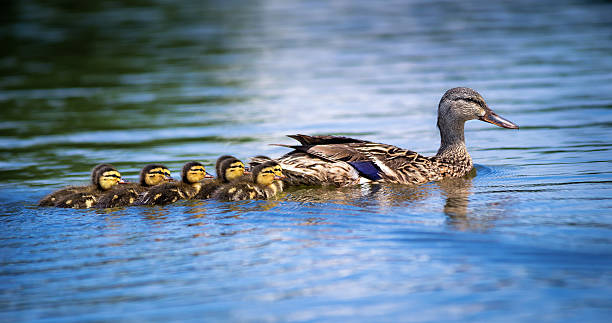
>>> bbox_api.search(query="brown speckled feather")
[276,135,472,187]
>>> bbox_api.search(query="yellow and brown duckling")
[194,156,247,199]
[212,160,284,201]
[249,155,284,192]
[95,164,173,208]
[134,161,211,206]
[38,163,115,207]
[55,165,124,209]
[270,87,519,187]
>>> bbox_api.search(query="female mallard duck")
[95,164,173,208]
[55,165,124,208]
[271,87,519,187]
[134,161,211,206]
[212,160,284,201]
[38,163,115,207]
[194,156,247,199]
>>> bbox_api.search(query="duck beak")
[165,175,175,181]
[119,179,127,184]
[274,175,286,180]
[243,170,251,175]
[480,109,519,129]
[204,172,215,179]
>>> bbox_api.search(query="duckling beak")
[243,170,251,175]
[274,175,285,180]
[480,110,519,129]
[204,172,215,179]
[165,176,175,181]
[119,179,127,184]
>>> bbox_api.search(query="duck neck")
[436,118,471,163]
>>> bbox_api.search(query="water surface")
[1,0,612,321]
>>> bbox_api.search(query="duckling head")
[252,161,284,186]
[215,155,237,178]
[95,166,123,191]
[219,157,246,182]
[90,163,115,185]
[437,87,519,132]
[271,163,284,179]
[182,161,211,184]
[140,164,173,187]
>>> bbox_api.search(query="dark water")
[2,0,612,321]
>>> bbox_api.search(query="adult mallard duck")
[212,160,284,201]
[134,161,211,206]
[271,87,519,187]
[38,163,116,207]
[95,164,173,208]
[55,165,125,208]
[194,156,247,199]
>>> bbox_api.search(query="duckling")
[212,160,284,201]
[134,161,211,206]
[249,155,284,192]
[38,163,114,207]
[95,164,173,208]
[194,156,247,199]
[55,165,124,209]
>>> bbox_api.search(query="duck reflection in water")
[436,167,478,230]
[282,167,502,232]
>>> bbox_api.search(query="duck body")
[55,165,124,209]
[194,156,247,199]
[39,186,92,207]
[135,181,200,206]
[212,161,283,201]
[38,163,114,207]
[272,88,518,187]
[211,181,273,201]
[95,164,173,208]
[134,161,208,206]
[276,135,457,187]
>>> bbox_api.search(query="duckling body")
[95,164,172,208]
[194,156,246,199]
[135,161,208,206]
[55,165,124,209]
[212,161,283,201]
[271,88,518,187]
[38,164,113,207]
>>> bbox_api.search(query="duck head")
[181,161,212,184]
[219,157,246,182]
[215,155,238,178]
[437,87,519,131]
[140,164,173,186]
[94,165,124,191]
[252,161,284,186]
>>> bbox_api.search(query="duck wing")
[287,134,370,145]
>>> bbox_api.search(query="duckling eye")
[103,172,121,179]
[191,167,205,173]
[230,163,244,169]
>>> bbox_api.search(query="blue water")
[2,0,612,321]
